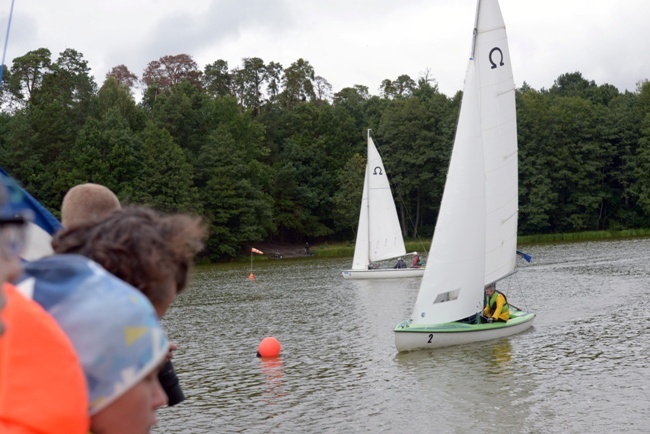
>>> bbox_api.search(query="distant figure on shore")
[305,242,310,254]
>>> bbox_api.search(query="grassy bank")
[312,240,431,258]
[517,228,650,245]
[220,229,650,264]
[312,229,650,258]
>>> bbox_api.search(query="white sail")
[410,0,516,325]
[351,131,406,270]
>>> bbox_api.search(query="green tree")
[380,74,417,99]
[8,48,52,103]
[149,80,210,160]
[517,88,557,234]
[332,153,366,237]
[232,57,268,114]
[203,59,232,98]
[58,109,141,201]
[97,76,145,131]
[281,59,315,109]
[130,121,201,213]
[377,96,441,237]
[196,97,274,259]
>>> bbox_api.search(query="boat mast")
[365,129,372,264]
[470,0,481,59]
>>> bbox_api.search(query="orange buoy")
[249,273,255,280]
[256,336,281,357]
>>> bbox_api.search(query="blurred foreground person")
[52,205,207,406]
[0,179,88,433]
[18,254,169,434]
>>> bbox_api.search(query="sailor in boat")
[393,257,406,269]
[481,283,510,324]
[412,252,422,268]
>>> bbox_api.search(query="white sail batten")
[410,0,515,324]
[351,132,406,270]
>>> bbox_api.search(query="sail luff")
[351,136,371,270]
[410,58,486,325]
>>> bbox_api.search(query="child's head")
[18,254,170,432]
[60,183,121,230]
[52,206,206,317]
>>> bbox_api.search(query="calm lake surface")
[154,239,649,433]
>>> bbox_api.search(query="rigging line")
[513,266,532,312]
[0,0,16,86]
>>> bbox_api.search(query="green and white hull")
[394,309,535,352]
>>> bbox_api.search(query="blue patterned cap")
[17,254,168,414]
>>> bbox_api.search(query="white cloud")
[1,0,648,96]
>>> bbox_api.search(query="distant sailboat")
[342,130,424,279]
[394,0,534,351]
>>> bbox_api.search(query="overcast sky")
[2,0,648,97]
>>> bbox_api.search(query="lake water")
[153,239,649,433]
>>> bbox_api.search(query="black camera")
[158,360,185,406]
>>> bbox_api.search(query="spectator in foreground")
[18,254,169,434]
[52,205,207,406]
[0,180,88,433]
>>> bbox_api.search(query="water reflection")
[260,357,286,405]
[488,339,512,374]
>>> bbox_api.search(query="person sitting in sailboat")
[481,283,510,323]
[412,252,422,268]
[394,257,406,269]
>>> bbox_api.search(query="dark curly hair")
[52,206,207,309]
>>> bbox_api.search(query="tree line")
[1,48,649,260]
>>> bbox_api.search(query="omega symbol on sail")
[489,47,504,69]
[373,167,383,175]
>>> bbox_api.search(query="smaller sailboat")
[394,0,534,351]
[342,130,424,279]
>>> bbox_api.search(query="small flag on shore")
[252,247,264,255]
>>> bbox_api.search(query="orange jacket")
[0,283,89,433]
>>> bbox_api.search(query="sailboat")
[342,130,425,279]
[394,0,535,351]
